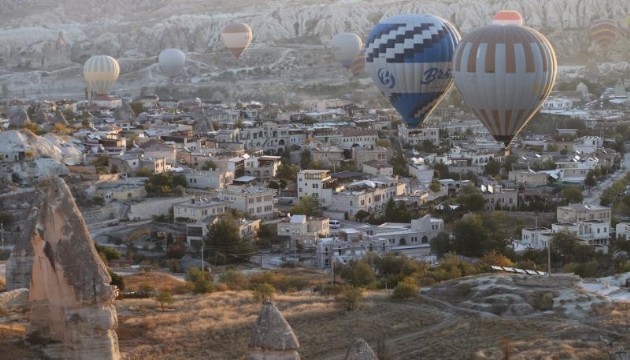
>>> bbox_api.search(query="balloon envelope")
[159,48,186,77]
[331,32,363,68]
[222,23,253,60]
[590,19,618,50]
[493,10,524,26]
[365,14,460,128]
[452,24,557,148]
[83,55,120,95]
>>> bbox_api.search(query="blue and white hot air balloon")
[365,15,460,128]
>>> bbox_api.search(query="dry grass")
[123,271,186,292]
[1,271,629,359]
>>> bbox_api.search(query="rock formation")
[249,300,300,360]
[28,176,119,360]
[5,199,40,290]
[9,108,31,128]
[343,338,378,360]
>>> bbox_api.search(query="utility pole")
[1,222,4,249]
[201,241,205,274]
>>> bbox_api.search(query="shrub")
[220,269,247,290]
[530,291,554,311]
[392,278,418,300]
[317,283,343,298]
[252,283,275,303]
[108,270,125,291]
[337,286,363,311]
[192,277,213,294]
[154,290,174,310]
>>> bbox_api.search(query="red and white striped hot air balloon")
[492,10,524,26]
[221,23,253,61]
[452,11,557,152]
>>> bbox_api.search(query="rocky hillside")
[0,0,628,61]
[0,0,628,99]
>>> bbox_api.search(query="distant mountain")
[0,0,628,96]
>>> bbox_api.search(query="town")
[1,1,630,359]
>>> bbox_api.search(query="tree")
[204,216,256,265]
[561,185,584,204]
[129,101,145,116]
[584,171,597,194]
[456,185,486,213]
[300,149,312,169]
[392,277,418,300]
[277,164,299,181]
[290,195,321,216]
[339,260,376,287]
[483,158,502,177]
[452,214,489,257]
[430,232,453,257]
[429,180,441,193]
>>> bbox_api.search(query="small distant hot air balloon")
[331,32,363,69]
[590,18,618,51]
[221,23,253,61]
[452,11,557,152]
[493,10,524,26]
[158,48,186,77]
[365,14,461,128]
[83,55,120,95]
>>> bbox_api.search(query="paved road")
[584,151,630,205]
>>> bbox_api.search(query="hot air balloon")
[590,18,618,50]
[83,55,120,95]
[331,32,363,69]
[158,48,186,77]
[221,23,253,61]
[452,12,557,152]
[349,54,366,76]
[493,10,524,26]
[365,15,461,128]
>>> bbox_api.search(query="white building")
[184,169,234,190]
[216,184,276,219]
[173,197,230,223]
[329,177,406,218]
[398,124,440,146]
[297,169,335,206]
[277,215,330,249]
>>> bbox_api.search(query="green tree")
[453,214,489,257]
[339,260,376,287]
[483,158,502,177]
[429,180,441,193]
[204,216,256,265]
[584,171,597,194]
[561,186,584,204]
[392,277,418,300]
[430,232,453,257]
[300,149,312,169]
[277,164,300,181]
[290,195,321,216]
[129,101,145,116]
[456,185,486,213]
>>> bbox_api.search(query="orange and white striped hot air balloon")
[221,23,253,61]
[492,10,524,26]
[452,11,556,151]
